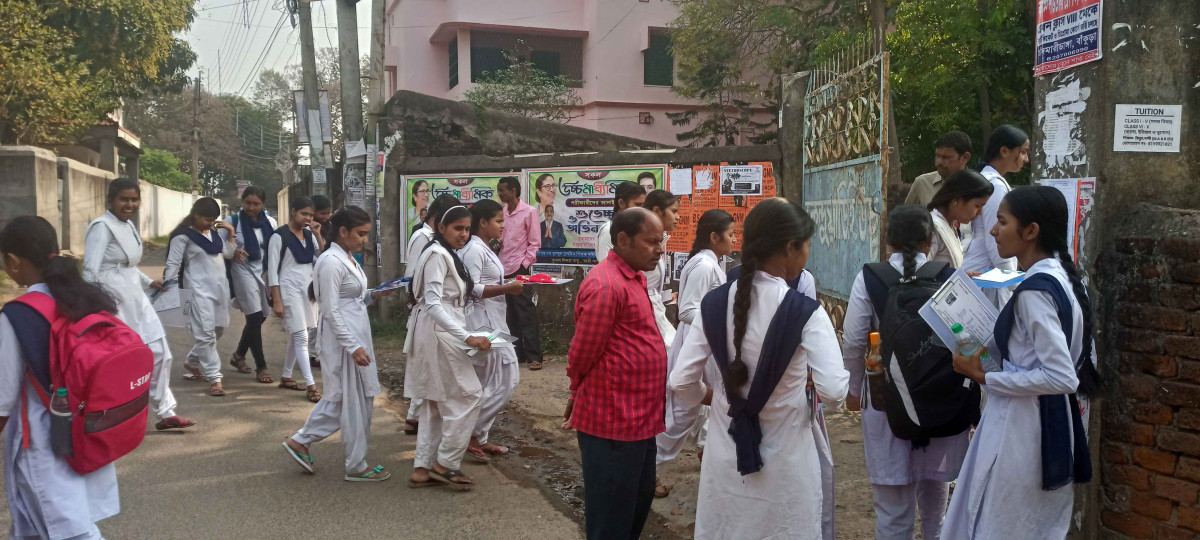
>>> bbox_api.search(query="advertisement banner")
[400,173,517,263]
[1034,0,1102,76]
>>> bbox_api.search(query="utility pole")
[365,0,386,278]
[191,72,201,195]
[337,0,364,209]
[298,0,326,198]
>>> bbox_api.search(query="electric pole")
[365,0,386,278]
[298,0,326,197]
[191,72,201,195]
[337,0,364,209]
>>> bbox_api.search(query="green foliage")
[463,43,583,124]
[0,0,196,144]
[140,149,191,191]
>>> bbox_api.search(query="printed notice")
[1034,0,1102,76]
[720,165,764,196]
[919,269,1000,352]
[1114,104,1182,153]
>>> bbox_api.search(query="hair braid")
[728,254,756,393]
[1058,251,1100,397]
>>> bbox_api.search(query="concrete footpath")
[0,245,582,539]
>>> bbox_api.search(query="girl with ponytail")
[965,125,1029,307]
[404,204,494,488]
[667,198,849,538]
[0,216,122,540]
[840,204,969,540]
[943,186,1098,539]
[164,197,238,397]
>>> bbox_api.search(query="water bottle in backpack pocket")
[50,387,73,457]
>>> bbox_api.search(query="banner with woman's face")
[400,173,518,261]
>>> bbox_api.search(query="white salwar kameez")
[267,229,318,387]
[1,284,119,539]
[645,247,676,346]
[929,208,965,269]
[403,225,434,422]
[404,243,482,471]
[670,271,849,540]
[792,268,835,540]
[164,229,236,382]
[83,212,178,421]
[290,243,381,475]
[963,165,1015,307]
[656,249,723,466]
[843,253,970,540]
[231,214,278,315]
[941,258,1092,539]
[459,237,519,445]
[594,220,612,263]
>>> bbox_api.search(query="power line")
[195,0,249,12]
[232,12,289,98]
[222,0,272,85]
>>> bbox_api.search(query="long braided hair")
[727,198,815,390]
[887,205,934,279]
[1004,186,1100,397]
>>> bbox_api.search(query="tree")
[0,0,196,144]
[463,42,583,124]
[140,149,191,191]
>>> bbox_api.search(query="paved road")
[0,246,582,539]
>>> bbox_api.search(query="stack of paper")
[971,268,1025,289]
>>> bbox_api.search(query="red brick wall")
[1100,233,1200,539]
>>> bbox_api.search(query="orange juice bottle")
[865,332,887,411]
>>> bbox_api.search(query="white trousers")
[183,312,223,382]
[872,480,951,540]
[655,405,708,467]
[291,395,375,475]
[407,398,422,422]
[471,354,519,445]
[145,337,178,420]
[414,395,481,471]
[281,328,316,387]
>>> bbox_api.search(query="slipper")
[282,441,314,473]
[209,386,226,397]
[465,447,490,464]
[408,477,447,489]
[529,361,544,371]
[182,373,205,382]
[344,465,391,482]
[404,420,419,435]
[428,469,473,491]
[155,416,196,431]
[481,444,510,456]
[256,369,274,384]
[230,354,253,374]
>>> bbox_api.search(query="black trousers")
[504,265,542,363]
[235,311,267,370]
[577,431,656,540]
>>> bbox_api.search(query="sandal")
[183,366,205,381]
[465,447,491,464]
[209,385,226,397]
[155,416,196,431]
[256,369,274,384]
[344,464,391,482]
[404,420,419,435]
[428,469,473,490]
[278,378,303,391]
[282,441,314,473]
[306,386,322,403]
[529,361,543,371]
[654,477,673,498]
[481,443,510,456]
[310,357,321,370]
[230,354,252,374]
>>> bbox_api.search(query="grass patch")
[147,235,170,248]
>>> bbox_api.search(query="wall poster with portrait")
[400,173,520,263]
[525,165,666,265]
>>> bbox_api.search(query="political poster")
[526,165,666,264]
[400,173,517,262]
[1034,0,1102,77]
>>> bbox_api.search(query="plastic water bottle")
[951,323,983,357]
[50,387,73,457]
[865,332,888,411]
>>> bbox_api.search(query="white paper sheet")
[156,287,191,328]
[457,330,515,357]
[149,286,181,312]
[669,168,693,195]
[1038,178,1080,256]
[919,268,999,352]
[694,168,715,190]
[971,268,1026,289]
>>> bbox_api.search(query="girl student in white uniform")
[654,209,735,498]
[228,186,279,384]
[165,197,238,397]
[405,205,495,489]
[669,198,850,539]
[962,126,1029,307]
[643,189,680,347]
[944,186,1099,539]
[283,206,395,482]
[926,169,994,268]
[83,178,195,431]
[841,205,970,540]
[593,181,647,262]
[457,200,525,462]
[268,196,325,403]
[0,216,122,540]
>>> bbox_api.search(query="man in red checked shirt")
[563,207,667,540]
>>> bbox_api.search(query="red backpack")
[2,292,154,474]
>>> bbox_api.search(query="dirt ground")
[375,342,884,539]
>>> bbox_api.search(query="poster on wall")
[1037,177,1097,261]
[666,162,777,266]
[400,173,518,263]
[526,165,666,264]
[1034,0,1102,77]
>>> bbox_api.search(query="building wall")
[59,158,115,255]
[138,180,199,239]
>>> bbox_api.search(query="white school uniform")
[942,258,1091,539]
[164,229,236,382]
[404,242,483,471]
[291,243,381,475]
[791,267,836,540]
[645,245,677,346]
[843,253,970,540]
[962,166,1016,306]
[231,213,278,315]
[267,228,319,387]
[656,249,723,466]
[594,220,612,262]
[82,212,178,421]
[403,225,434,422]
[459,236,520,445]
[670,271,849,539]
[0,284,119,539]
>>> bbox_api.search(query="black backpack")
[864,261,980,448]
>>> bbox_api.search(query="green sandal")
[345,465,391,482]
[282,441,314,474]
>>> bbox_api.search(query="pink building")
[383,0,701,146]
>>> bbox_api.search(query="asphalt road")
[0,246,582,540]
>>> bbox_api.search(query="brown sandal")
[654,477,673,498]
[278,378,303,390]
[230,354,252,374]
[306,386,322,403]
[210,384,226,397]
[256,369,274,384]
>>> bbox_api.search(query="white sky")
[185,0,372,99]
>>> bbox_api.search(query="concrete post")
[778,72,810,203]
[99,136,118,175]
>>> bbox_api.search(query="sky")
[185,0,373,99]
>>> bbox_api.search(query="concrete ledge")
[397,145,782,175]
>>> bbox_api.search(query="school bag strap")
[726,265,803,290]
[700,280,818,476]
[1,292,56,392]
[863,261,951,320]
[993,273,1092,490]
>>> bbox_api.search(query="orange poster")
[692,165,720,212]
[666,194,695,253]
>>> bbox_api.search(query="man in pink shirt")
[497,176,544,369]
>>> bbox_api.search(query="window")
[448,37,459,89]
[644,33,673,86]
[471,47,508,82]
[530,50,561,78]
